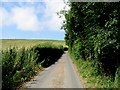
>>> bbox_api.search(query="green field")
[1,39,65,50]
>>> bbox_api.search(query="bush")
[32,43,64,67]
[2,43,64,89]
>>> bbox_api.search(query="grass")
[1,39,65,50]
[70,52,120,88]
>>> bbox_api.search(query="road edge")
[68,52,86,88]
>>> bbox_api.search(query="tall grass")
[2,43,64,89]
[70,52,120,88]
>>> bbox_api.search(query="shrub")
[2,43,64,89]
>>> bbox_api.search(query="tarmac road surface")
[23,51,84,88]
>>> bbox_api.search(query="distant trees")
[62,2,120,77]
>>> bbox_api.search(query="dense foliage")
[2,43,63,89]
[62,2,120,87]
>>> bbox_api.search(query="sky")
[0,0,69,40]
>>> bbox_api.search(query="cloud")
[0,6,42,31]
[1,0,70,32]
[0,0,39,2]
[0,7,10,26]
[10,7,41,31]
[43,0,69,31]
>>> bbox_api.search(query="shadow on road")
[34,47,64,68]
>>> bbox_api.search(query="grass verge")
[70,52,120,88]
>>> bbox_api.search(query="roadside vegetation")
[1,41,64,89]
[62,2,120,88]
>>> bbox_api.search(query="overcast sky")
[0,0,69,40]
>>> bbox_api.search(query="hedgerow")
[2,43,63,89]
[62,2,120,88]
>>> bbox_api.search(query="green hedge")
[62,2,120,88]
[2,43,64,89]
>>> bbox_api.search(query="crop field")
[1,39,65,50]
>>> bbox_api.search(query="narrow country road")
[23,51,84,88]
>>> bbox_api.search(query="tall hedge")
[62,2,120,76]
[2,43,64,89]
